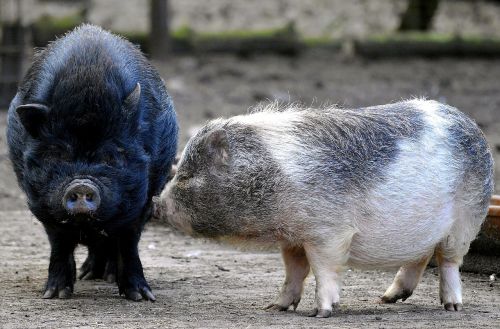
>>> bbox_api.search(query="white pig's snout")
[159,187,194,235]
[161,183,176,216]
[164,194,175,218]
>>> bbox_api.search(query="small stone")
[215,265,230,272]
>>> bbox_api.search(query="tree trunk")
[399,0,440,31]
[150,0,170,59]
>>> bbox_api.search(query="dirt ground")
[1,53,500,328]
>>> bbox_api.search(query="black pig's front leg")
[43,226,78,299]
[117,228,155,302]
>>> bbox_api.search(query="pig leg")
[380,254,432,303]
[265,245,310,311]
[79,244,107,280]
[304,242,350,318]
[117,229,155,302]
[436,252,463,311]
[79,238,117,283]
[43,227,78,299]
[103,241,118,283]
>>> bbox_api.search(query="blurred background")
[1,0,500,209]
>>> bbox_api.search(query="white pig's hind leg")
[265,245,310,312]
[303,230,355,318]
[380,254,432,303]
[434,193,488,312]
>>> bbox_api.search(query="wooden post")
[150,0,169,59]
[0,23,25,108]
[399,0,440,31]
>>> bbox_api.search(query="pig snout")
[62,179,101,215]
[157,186,193,235]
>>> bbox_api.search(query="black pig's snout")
[63,179,101,215]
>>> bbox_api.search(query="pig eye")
[177,174,189,182]
[100,149,126,166]
[102,154,122,166]
[103,155,116,165]
[44,145,71,161]
[176,173,192,184]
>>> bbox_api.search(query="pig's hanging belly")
[347,198,455,269]
[346,124,461,269]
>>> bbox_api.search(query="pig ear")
[123,82,141,116]
[16,103,49,138]
[206,129,230,166]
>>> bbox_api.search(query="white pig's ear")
[206,129,230,166]
[16,103,49,138]
[123,82,141,116]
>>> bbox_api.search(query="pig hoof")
[104,273,116,284]
[79,271,98,281]
[58,287,72,299]
[265,304,289,312]
[42,287,57,299]
[307,308,318,317]
[380,289,412,304]
[103,261,117,283]
[316,309,332,318]
[141,288,156,302]
[379,296,397,304]
[265,296,301,312]
[79,256,106,281]
[42,286,72,299]
[308,308,332,318]
[400,290,413,302]
[78,267,90,280]
[121,283,156,302]
[444,303,463,311]
[124,289,143,301]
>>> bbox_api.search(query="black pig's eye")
[44,145,71,161]
[103,154,118,166]
[101,150,126,166]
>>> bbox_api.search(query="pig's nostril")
[69,193,78,202]
[86,193,93,201]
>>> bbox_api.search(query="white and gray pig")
[155,99,493,318]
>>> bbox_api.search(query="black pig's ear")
[206,129,230,166]
[123,82,141,116]
[16,103,49,138]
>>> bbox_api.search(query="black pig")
[6,25,178,301]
